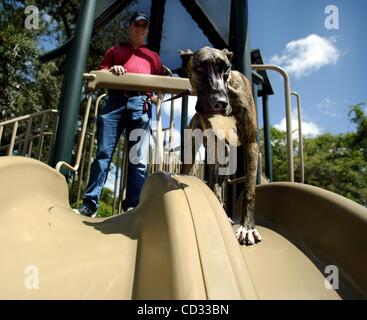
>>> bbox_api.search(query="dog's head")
[179,47,233,116]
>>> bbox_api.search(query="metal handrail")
[56,95,93,172]
[0,132,54,152]
[0,109,58,127]
[85,93,107,185]
[291,91,305,183]
[0,109,58,157]
[251,64,294,182]
[155,93,164,171]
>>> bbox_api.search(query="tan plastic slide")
[0,156,366,299]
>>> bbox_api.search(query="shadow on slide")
[0,156,366,299]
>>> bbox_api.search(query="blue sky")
[247,0,367,136]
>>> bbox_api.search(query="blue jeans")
[83,92,151,211]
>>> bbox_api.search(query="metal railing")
[291,91,305,183]
[0,109,59,162]
[251,64,294,182]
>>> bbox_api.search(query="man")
[75,12,164,217]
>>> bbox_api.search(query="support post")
[180,95,189,163]
[291,91,305,183]
[51,0,97,168]
[229,0,252,80]
[262,94,273,181]
[147,0,166,53]
[228,0,252,214]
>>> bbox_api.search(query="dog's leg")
[235,141,262,245]
[181,114,203,175]
[181,137,197,175]
[208,163,226,205]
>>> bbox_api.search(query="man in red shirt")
[75,12,164,217]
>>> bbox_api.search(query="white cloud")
[270,34,340,78]
[317,98,338,117]
[274,109,321,137]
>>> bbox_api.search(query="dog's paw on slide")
[235,226,262,245]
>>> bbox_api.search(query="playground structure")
[0,0,367,299]
[1,71,367,299]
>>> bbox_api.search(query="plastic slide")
[0,156,366,299]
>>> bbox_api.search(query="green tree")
[303,133,367,205]
[0,1,60,120]
[348,103,367,160]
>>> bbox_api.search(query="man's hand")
[150,95,159,105]
[109,65,127,75]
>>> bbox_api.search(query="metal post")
[147,0,166,53]
[22,117,33,156]
[155,92,164,171]
[291,92,305,183]
[180,95,189,163]
[85,93,107,186]
[251,83,261,185]
[55,95,94,173]
[51,0,97,168]
[113,139,122,214]
[168,97,175,173]
[252,64,294,182]
[228,0,253,213]
[8,122,18,156]
[36,112,47,160]
[229,0,252,80]
[262,94,273,181]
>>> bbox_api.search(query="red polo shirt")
[99,43,164,75]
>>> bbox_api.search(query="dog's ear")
[178,49,194,69]
[222,48,233,62]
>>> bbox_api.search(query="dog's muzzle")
[211,96,232,116]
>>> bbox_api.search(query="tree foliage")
[0,0,60,120]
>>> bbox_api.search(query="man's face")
[129,20,149,42]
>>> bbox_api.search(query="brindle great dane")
[179,46,262,245]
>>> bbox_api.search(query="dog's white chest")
[207,115,241,147]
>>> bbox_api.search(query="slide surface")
[0,156,366,299]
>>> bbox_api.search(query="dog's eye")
[223,63,231,72]
[218,61,231,75]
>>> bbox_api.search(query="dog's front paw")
[235,226,262,245]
